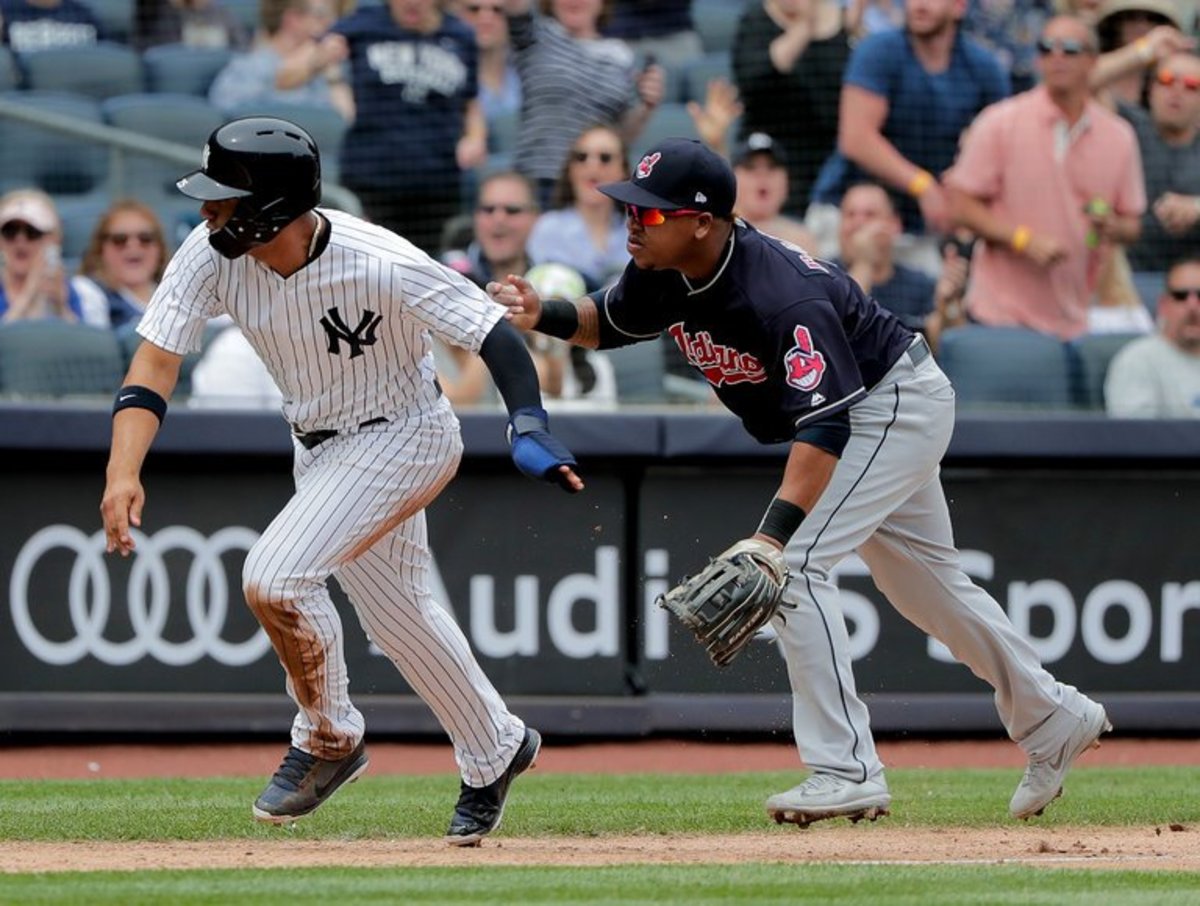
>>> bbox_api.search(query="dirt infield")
[0,738,1195,874]
[1,827,1197,873]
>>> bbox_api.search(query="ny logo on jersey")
[784,325,827,392]
[320,307,383,358]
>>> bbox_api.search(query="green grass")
[1,767,1197,904]
[1,865,1199,906]
[0,767,1196,841]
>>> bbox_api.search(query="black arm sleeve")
[478,318,543,415]
[794,410,852,457]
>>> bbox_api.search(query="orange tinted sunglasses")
[1156,70,1200,91]
[626,204,703,227]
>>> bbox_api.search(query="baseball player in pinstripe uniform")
[100,117,581,846]
[491,138,1110,828]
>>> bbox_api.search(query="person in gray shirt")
[1120,52,1200,294]
[1106,256,1200,418]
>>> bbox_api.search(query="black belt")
[293,416,389,451]
[906,335,931,366]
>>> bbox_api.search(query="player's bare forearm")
[107,341,182,475]
[571,297,601,349]
[101,342,184,555]
[776,442,838,513]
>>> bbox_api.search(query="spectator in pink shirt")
[945,14,1146,340]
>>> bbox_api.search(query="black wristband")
[757,497,806,546]
[113,384,168,424]
[535,298,580,340]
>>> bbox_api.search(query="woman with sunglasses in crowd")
[0,189,82,323]
[526,124,631,290]
[73,200,169,330]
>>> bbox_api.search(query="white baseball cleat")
[1010,699,1111,820]
[766,772,891,828]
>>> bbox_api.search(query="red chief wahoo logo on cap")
[784,326,826,392]
[636,152,661,179]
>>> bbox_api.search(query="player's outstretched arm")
[478,319,584,493]
[101,341,184,556]
[487,275,602,349]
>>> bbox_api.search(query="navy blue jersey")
[593,223,914,443]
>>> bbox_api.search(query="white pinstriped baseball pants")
[775,344,1096,782]
[241,397,525,786]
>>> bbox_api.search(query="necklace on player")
[306,213,325,262]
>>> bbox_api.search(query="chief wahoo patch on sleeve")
[784,325,827,392]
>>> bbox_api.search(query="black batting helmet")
[177,116,321,259]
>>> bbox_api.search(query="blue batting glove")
[506,406,578,491]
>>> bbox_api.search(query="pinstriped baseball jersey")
[135,205,529,785]
[137,209,503,432]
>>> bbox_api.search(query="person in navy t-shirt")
[488,138,1111,830]
[332,0,485,254]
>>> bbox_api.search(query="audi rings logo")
[11,524,272,667]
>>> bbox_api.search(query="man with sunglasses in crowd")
[1118,52,1200,306]
[488,136,1110,826]
[944,15,1146,341]
[1106,256,1200,417]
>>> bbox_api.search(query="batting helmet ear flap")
[178,116,322,259]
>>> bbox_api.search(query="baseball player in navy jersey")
[490,138,1110,827]
[99,117,582,846]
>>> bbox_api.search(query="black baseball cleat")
[252,740,369,824]
[444,728,541,847]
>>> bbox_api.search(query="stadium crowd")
[0,0,1197,416]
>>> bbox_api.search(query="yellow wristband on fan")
[907,170,934,197]
[1134,37,1153,64]
[1010,226,1032,254]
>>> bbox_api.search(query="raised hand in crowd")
[635,60,666,110]
[687,78,744,157]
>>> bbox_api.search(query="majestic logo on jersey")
[320,307,384,359]
[784,326,827,392]
[667,324,767,386]
[636,152,661,179]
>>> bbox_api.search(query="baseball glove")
[657,538,790,668]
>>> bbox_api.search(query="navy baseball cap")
[598,138,736,217]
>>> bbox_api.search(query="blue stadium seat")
[142,44,234,96]
[227,100,348,183]
[18,42,144,100]
[681,51,732,105]
[0,321,125,398]
[102,93,226,204]
[937,325,1073,409]
[1068,332,1143,410]
[222,0,263,32]
[692,0,747,54]
[0,91,110,196]
[630,102,701,162]
[0,47,18,91]
[88,0,136,44]
[604,337,668,403]
[55,193,112,262]
[115,320,223,396]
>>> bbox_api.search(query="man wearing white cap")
[0,189,82,322]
